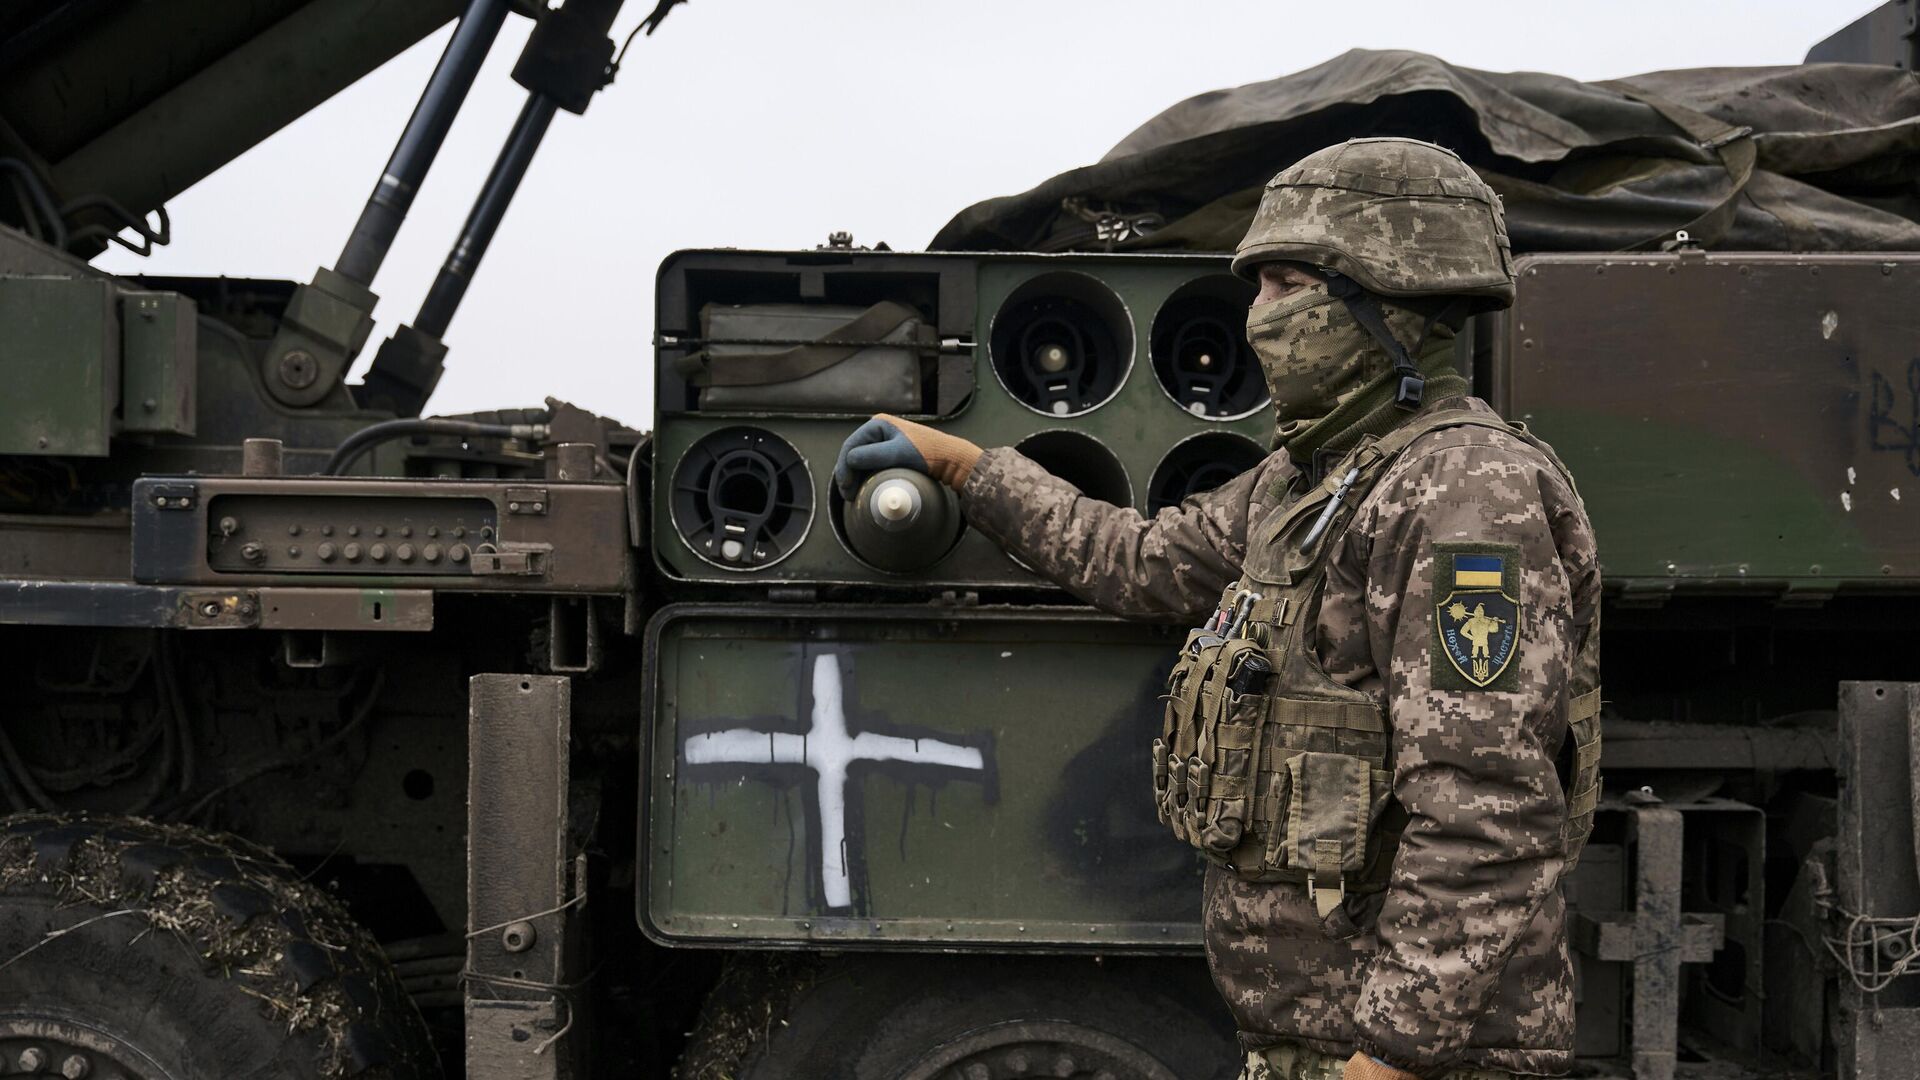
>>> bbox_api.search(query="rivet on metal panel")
[500,921,536,953]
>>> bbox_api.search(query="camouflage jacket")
[960,397,1600,1077]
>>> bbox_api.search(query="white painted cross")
[682,652,986,909]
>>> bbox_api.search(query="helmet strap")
[1322,272,1443,411]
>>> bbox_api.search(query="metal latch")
[469,544,547,576]
[505,487,548,515]
[148,482,198,510]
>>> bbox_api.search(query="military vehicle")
[1,1,1917,1078]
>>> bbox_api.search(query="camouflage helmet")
[1231,137,1515,311]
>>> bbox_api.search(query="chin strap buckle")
[1324,271,1427,411]
[1394,372,1425,411]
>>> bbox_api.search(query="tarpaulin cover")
[930,50,1920,255]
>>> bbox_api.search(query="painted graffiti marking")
[682,653,987,910]
[1868,357,1920,477]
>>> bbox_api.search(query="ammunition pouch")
[675,301,935,413]
[1152,405,1604,900]
[1154,599,1400,899]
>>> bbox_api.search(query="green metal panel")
[120,290,197,436]
[650,252,1272,586]
[0,275,116,456]
[1502,253,1920,589]
[642,606,1205,949]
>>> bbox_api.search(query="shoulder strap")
[1257,406,1512,549]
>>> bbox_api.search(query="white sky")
[96,0,1858,428]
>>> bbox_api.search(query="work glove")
[1343,1052,1420,1080]
[833,414,982,499]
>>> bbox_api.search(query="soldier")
[837,138,1602,1080]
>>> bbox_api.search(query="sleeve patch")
[1431,542,1523,692]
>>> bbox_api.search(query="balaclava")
[1244,280,1467,468]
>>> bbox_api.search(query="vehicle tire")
[0,811,439,1079]
[680,953,1239,1080]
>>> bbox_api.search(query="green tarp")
[931,50,1920,255]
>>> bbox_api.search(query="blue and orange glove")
[834,414,982,499]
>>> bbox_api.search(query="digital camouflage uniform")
[957,140,1601,1078]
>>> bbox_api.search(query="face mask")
[1244,283,1386,435]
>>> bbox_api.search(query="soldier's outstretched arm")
[835,414,1289,621]
[1335,438,1599,1075]
[960,444,1288,621]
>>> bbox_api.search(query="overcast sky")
[97,0,1857,428]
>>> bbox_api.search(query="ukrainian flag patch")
[1432,542,1522,691]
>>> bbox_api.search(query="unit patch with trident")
[1431,543,1522,691]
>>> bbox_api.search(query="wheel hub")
[0,1016,167,1080]
[900,1020,1181,1080]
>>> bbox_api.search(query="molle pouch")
[1166,756,1192,843]
[1198,689,1264,853]
[676,301,934,413]
[1278,751,1372,917]
[1161,631,1222,761]
[1185,758,1211,836]
[1562,687,1604,866]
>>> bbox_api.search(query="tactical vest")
[1152,407,1602,917]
